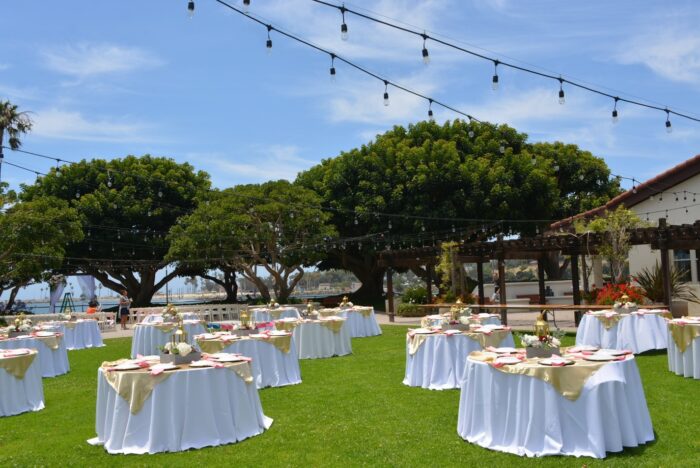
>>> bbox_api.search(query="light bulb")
[553,164,560,172]
[187,1,195,18]
[468,130,475,138]
[558,88,565,105]
[499,144,505,154]
[341,23,348,41]
[666,118,672,133]
[428,109,434,121]
[422,47,430,65]
[383,91,389,107]
[242,0,250,13]
[330,67,336,82]
[612,109,619,123]
[492,74,499,91]
[266,39,272,53]
[531,156,536,165]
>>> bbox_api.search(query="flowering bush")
[594,283,646,305]
[162,342,193,356]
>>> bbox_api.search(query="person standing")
[118,289,131,330]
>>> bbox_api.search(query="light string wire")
[310,0,700,126]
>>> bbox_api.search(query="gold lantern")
[449,297,463,322]
[534,311,550,338]
[620,294,630,303]
[340,295,349,307]
[240,306,250,328]
[306,302,314,316]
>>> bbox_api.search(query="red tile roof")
[551,153,700,230]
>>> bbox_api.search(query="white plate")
[211,353,246,362]
[495,356,522,365]
[481,325,506,330]
[189,360,214,367]
[568,345,598,353]
[491,347,517,354]
[152,363,178,371]
[411,328,437,334]
[597,349,629,356]
[34,331,56,337]
[584,354,616,361]
[2,349,31,356]
[539,358,574,366]
[268,331,288,336]
[198,333,217,340]
[113,362,141,371]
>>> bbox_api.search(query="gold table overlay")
[35,334,62,350]
[275,321,300,332]
[319,319,345,333]
[62,321,78,330]
[100,359,254,415]
[318,309,338,318]
[592,310,672,330]
[0,350,38,379]
[197,334,292,354]
[350,307,373,317]
[668,322,700,353]
[469,350,613,401]
[407,330,511,355]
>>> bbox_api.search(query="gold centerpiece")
[339,295,353,308]
[521,312,561,358]
[160,316,200,364]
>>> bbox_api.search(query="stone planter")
[442,323,469,332]
[8,330,27,338]
[525,347,560,359]
[159,351,201,365]
[234,328,255,337]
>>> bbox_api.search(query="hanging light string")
[211,0,479,122]
[309,0,700,128]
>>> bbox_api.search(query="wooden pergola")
[379,219,700,324]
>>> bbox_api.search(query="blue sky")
[2,0,700,300]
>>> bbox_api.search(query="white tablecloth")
[210,337,301,388]
[0,350,44,417]
[336,308,382,337]
[142,312,200,323]
[251,307,301,323]
[293,321,352,359]
[130,321,207,358]
[422,314,501,328]
[457,356,654,458]
[43,320,104,350]
[0,335,70,377]
[575,311,668,353]
[403,332,515,390]
[89,364,272,454]
[667,325,700,379]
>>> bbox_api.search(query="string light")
[492,60,499,91]
[427,99,434,121]
[383,80,390,106]
[187,0,195,18]
[340,5,348,41]
[665,109,672,133]
[242,0,250,13]
[266,25,273,53]
[329,53,336,82]
[612,97,619,123]
[421,33,430,65]
[558,77,565,105]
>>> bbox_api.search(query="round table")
[41,320,104,350]
[251,307,301,323]
[142,312,200,323]
[196,332,301,388]
[291,319,352,359]
[667,319,700,379]
[403,329,515,390]
[89,359,272,454]
[457,352,654,458]
[0,349,44,417]
[575,309,669,353]
[335,307,382,338]
[0,333,70,377]
[130,321,207,358]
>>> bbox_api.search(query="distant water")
[20,298,203,314]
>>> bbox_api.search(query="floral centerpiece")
[339,296,353,309]
[613,294,638,313]
[519,312,562,358]
[6,314,33,338]
[268,300,280,309]
[443,298,470,331]
[161,303,180,322]
[159,317,201,364]
[235,306,256,336]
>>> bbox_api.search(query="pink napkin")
[491,361,506,368]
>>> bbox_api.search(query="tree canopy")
[168,180,336,302]
[296,119,621,299]
[20,155,211,306]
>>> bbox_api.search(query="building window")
[674,249,691,282]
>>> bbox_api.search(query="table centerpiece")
[613,294,638,313]
[159,317,201,364]
[442,298,470,331]
[339,295,354,309]
[519,312,562,358]
[6,313,33,338]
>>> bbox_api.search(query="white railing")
[1,312,116,331]
[129,303,310,324]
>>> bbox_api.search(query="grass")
[1,327,699,467]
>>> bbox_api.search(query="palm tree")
[0,100,33,183]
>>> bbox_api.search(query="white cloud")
[0,63,10,71]
[41,43,163,78]
[32,108,155,143]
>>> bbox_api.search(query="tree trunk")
[89,265,182,307]
[542,251,571,280]
[348,265,386,302]
[201,269,238,303]
[5,284,22,311]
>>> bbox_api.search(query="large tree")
[0,187,83,310]
[21,155,210,306]
[296,119,620,300]
[168,181,336,303]
[0,100,33,183]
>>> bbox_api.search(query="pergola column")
[426,263,433,304]
[477,260,485,307]
[571,254,582,326]
[386,268,394,323]
[498,252,507,325]
[537,256,546,305]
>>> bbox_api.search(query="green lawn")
[1,327,698,467]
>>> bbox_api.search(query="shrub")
[634,262,700,304]
[397,303,426,317]
[401,287,428,305]
[595,283,646,305]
